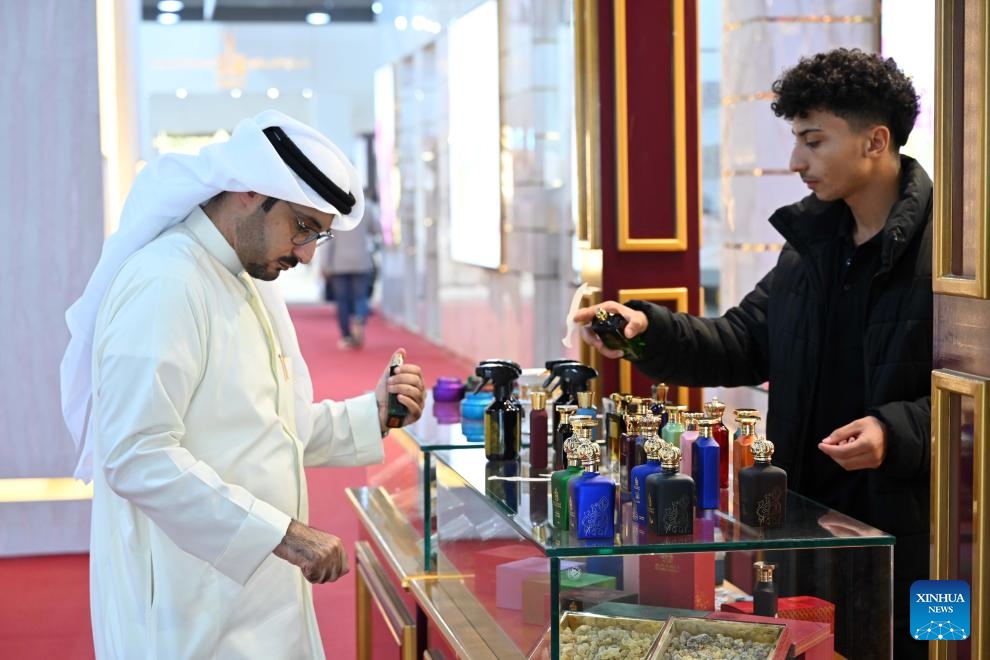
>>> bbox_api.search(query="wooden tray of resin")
[645,616,790,660]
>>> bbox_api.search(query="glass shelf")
[431,448,894,658]
[431,448,894,557]
[373,393,532,569]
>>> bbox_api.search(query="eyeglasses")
[290,211,334,247]
[263,196,334,247]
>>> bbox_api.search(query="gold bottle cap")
[531,391,547,409]
[738,416,760,433]
[639,413,660,436]
[704,397,726,418]
[750,436,775,461]
[576,440,601,469]
[753,561,776,582]
[576,390,593,408]
[594,307,610,322]
[658,442,682,469]
[643,434,664,460]
[569,415,595,433]
[557,404,578,425]
[733,408,760,419]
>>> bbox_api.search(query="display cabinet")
[364,394,531,570]
[431,449,894,659]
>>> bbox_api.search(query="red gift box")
[639,552,715,611]
[721,595,836,634]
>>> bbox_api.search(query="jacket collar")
[769,156,933,271]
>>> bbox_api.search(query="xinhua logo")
[910,580,970,641]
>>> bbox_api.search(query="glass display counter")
[431,449,894,659]
[365,394,531,569]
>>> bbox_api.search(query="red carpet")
[0,305,474,659]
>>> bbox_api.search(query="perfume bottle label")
[662,494,691,534]
[756,487,785,525]
[580,495,611,537]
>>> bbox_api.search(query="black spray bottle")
[475,360,523,461]
[549,362,598,438]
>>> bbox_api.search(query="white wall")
[0,0,106,554]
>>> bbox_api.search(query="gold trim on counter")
[931,369,989,659]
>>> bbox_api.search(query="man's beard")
[245,256,299,281]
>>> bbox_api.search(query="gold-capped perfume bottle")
[568,439,616,539]
[550,416,593,530]
[630,433,663,524]
[704,397,730,488]
[619,397,644,497]
[590,308,648,360]
[645,443,694,535]
[738,437,787,528]
[753,561,778,617]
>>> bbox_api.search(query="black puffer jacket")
[628,157,932,538]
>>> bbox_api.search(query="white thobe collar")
[184,206,246,277]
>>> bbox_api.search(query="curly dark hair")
[771,48,920,147]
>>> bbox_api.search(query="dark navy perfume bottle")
[645,444,694,536]
[568,441,616,540]
[738,438,787,528]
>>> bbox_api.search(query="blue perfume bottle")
[619,398,645,498]
[692,418,721,510]
[568,439,616,539]
[645,444,694,535]
[630,434,663,524]
[633,413,660,472]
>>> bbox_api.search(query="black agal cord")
[263,126,356,215]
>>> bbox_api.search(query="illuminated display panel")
[447,0,501,269]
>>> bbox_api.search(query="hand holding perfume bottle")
[589,308,648,360]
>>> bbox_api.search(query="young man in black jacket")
[576,48,930,658]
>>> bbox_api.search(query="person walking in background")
[59,110,426,659]
[321,189,381,349]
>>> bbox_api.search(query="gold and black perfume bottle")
[589,308,647,360]
[752,561,778,617]
[738,437,787,528]
[645,443,694,535]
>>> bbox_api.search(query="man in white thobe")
[60,111,426,659]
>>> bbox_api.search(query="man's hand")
[375,349,426,431]
[818,415,887,471]
[572,300,649,359]
[273,520,349,583]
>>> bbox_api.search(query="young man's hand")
[818,415,887,470]
[572,300,648,359]
[273,520,349,583]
